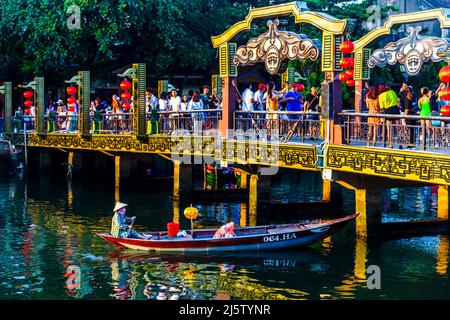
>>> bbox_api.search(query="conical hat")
[113,202,128,212]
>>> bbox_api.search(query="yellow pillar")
[240,172,248,189]
[355,188,381,238]
[68,152,74,167]
[239,202,247,227]
[173,200,180,223]
[438,185,449,220]
[322,179,332,202]
[249,174,258,225]
[115,156,120,202]
[173,161,181,201]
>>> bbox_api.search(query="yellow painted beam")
[115,156,120,202]
[354,8,450,51]
[322,179,332,201]
[211,2,346,48]
[438,185,449,221]
[249,174,258,221]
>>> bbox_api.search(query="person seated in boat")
[111,202,149,239]
[213,222,236,239]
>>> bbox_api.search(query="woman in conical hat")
[111,202,147,239]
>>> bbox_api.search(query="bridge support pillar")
[115,156,120,202]
[322,179,332,202]
[68,152,83,174]
[249,174,271,217]
[173,161,192,201]
[438,186,449,221]
[39,150,52,173]
[355,188,382,238]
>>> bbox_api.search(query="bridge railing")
[89,112,132,134]
[156,109,221,135]
[12,115,35,132]
[234,110,323,141]
[339,111,450,150]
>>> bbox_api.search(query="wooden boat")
[97,214,357,252]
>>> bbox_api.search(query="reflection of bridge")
[2,2,450,239]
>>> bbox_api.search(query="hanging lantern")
[184,204,199,233]
[68,106,75,112]
[122,102,131,111]
[24,108,31,115]
[440,87,450,100]
[340,40,354,54]
[66,86,77,95]
[440,105,450,117]
[339,57,354,69]
[67,96,76,105]
[345,69,354,78]
[120,80,132,91]
[296,83,305,93]
[23,91,33,99]
[439,66,450,83]
[24,100,33,107]
[121,92,131,101]
[338,72,349,82]
[346,79,355,87]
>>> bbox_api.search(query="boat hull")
[98,215,356,252]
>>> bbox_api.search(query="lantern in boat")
[184,204,199,233]
[24,100,32,107]
[346,79,355,87]
[120,80,132,91]
[441,105,450,117]
[338,72,349,82]
[122,102,131,111]
[439,66,450,83]
[66,86,77,95]
[121,92,131,101]
[339,57,354,69]
[440,87,450,100]
[296,83,305,93]
[167,222,180,237]
[67,96,76,105]
[345,69,354,78]
[340,40,354,54]
[23,91,33,99]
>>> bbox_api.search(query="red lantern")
[345,69,354,78]
[346,79,355,87]
[66,86,77,95]
[439,66,450,83]
[120,80,132,91]
[24,100,32,107]
[167,222,180,237]
[24,108,31,115]
[441,105,450,117]
[121,92,131,101]
[67,96,76,105]
[339,57,354,69]
[122,102,131,111]
[68,106,75,112]
[296,83,305,92]
[338,72,349,82]
[440,87,450,100]
[340,40,354,54]
[23,91,33,99]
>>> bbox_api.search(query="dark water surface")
[0,171,449,300]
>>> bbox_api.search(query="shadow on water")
[0,169,449,300]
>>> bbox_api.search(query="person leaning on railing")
[378,84,400,148]
[365,85,381,147]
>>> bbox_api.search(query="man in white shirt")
[169,89,181,131]
[242,83,254,112]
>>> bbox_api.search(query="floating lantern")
[120,80,132,91]
[122,102,131,111]
[121,92,131,101]
[441,105,450,116]
[24,100,32,107]
[184,204,199,233]
[296,83,305,92]
[23,91,33,99]
[66,86,77,95]
[346,79,355,87]
[338,72,349,82]
[67,96,76,105]
[440,87,450,100]
[340,40,354,54]
[439,66,450,83]
[339,57,354,69]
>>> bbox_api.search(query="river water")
[0,170,449,300]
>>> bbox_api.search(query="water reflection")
[0,173,449,299]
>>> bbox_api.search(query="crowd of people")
[363,81,449,148]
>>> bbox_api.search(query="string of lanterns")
[23,89,33,115]
[120,79,132,111]
[338,39,355,87]
[438,65,450,116]
[66,85,77,112]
